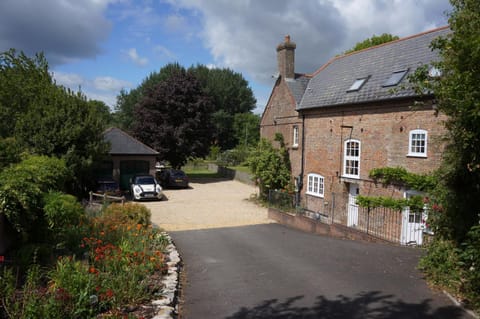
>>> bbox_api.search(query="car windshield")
[170,170,186,178]
[136,176,155,184]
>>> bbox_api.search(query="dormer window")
[347,76,369,92]
[383,70,408,87]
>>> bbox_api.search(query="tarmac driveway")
[142,179,473,319]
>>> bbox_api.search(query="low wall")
[207,163,255,186]
[268,208,392,244]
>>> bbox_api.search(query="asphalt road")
[145,180,473,319]
[172,223,474,319]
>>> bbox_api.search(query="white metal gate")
[400,191,426,245]
[347,184,359,227]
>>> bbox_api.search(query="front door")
[347,184,359,227]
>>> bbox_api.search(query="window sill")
[340,176,360,183]
[291,145,299,150]
[407,153,427,158]
[306,192,324,198]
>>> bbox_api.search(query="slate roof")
[298,26,450,110]
[285,74,310,105]
[103,127,159,155]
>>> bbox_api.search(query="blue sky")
[0,0,452,114]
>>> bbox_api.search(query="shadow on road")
[225,291,467,319]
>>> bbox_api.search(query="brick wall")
[300,98,447,237]
[260,79,303,179]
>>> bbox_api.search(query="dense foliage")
[344,33,399,54]
[132,68,215,168]
[0,156,68,240]
[0,203,169,319]
[247,134,291,199]
[114,63,257,152]
[369,167,436,192]
[410,0,480,311]
[0,49,109,195]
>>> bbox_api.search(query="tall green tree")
[424,0,480,242]
[0,49,51,138]
[113,63,186,131]
[190,64,257,149]
[0,49,109,195]
[233,112,260,148]
[344,33,399,54]
[132,68,214,168]
[114,63,257,150]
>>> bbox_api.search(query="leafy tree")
[113,63,186,131]
[418,0,480,242]
[345,33,399,54]
[132,68,214,168]
[0,137,23,170]
[233,112,260,148]
[247,134,291,199]
[0,49,109,195]
[0,49,51,138]
[14,86,109,195]
[114,63,257,150]
[190,64,257,149]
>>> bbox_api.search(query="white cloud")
[93,76,132,91]
[52,71,130,108]
[52,71,85,88]
[153,45,177,60]
[125,48,149,66]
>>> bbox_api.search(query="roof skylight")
[347,77,369,92]
[383,70,408,87]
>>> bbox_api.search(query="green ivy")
[369,167,436,192]
[356,195,424,211]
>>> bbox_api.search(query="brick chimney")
[276,35,296,79]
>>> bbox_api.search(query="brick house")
[260,27,450,245]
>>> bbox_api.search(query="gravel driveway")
[142,179,274,231]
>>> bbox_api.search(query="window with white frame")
[408,129,428,157]
[307,173,324,197]
[292,125,299,148]
[343,139,361,178]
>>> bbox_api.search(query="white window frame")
[292,125,299,148]
[408,129,428,158]
[306,173,324,198]
[343,139,361,179]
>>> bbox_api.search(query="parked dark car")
[95,178,122,196]
[157,169,189,189]
[130,174,164,201]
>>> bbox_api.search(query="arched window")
[343,139,361,178]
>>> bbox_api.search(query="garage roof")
[103,127,159,155]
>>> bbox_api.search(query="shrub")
[102,202,151,227]
[0,155,68,237]
[459,225,480,310]
[43,191,85,249]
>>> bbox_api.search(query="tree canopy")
[423,0,480,242]
[114,63,257,150]
[345,33,399,54]
[132,68,214,168]
[0,49,109,195]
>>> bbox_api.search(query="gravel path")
[143,179,274,231]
